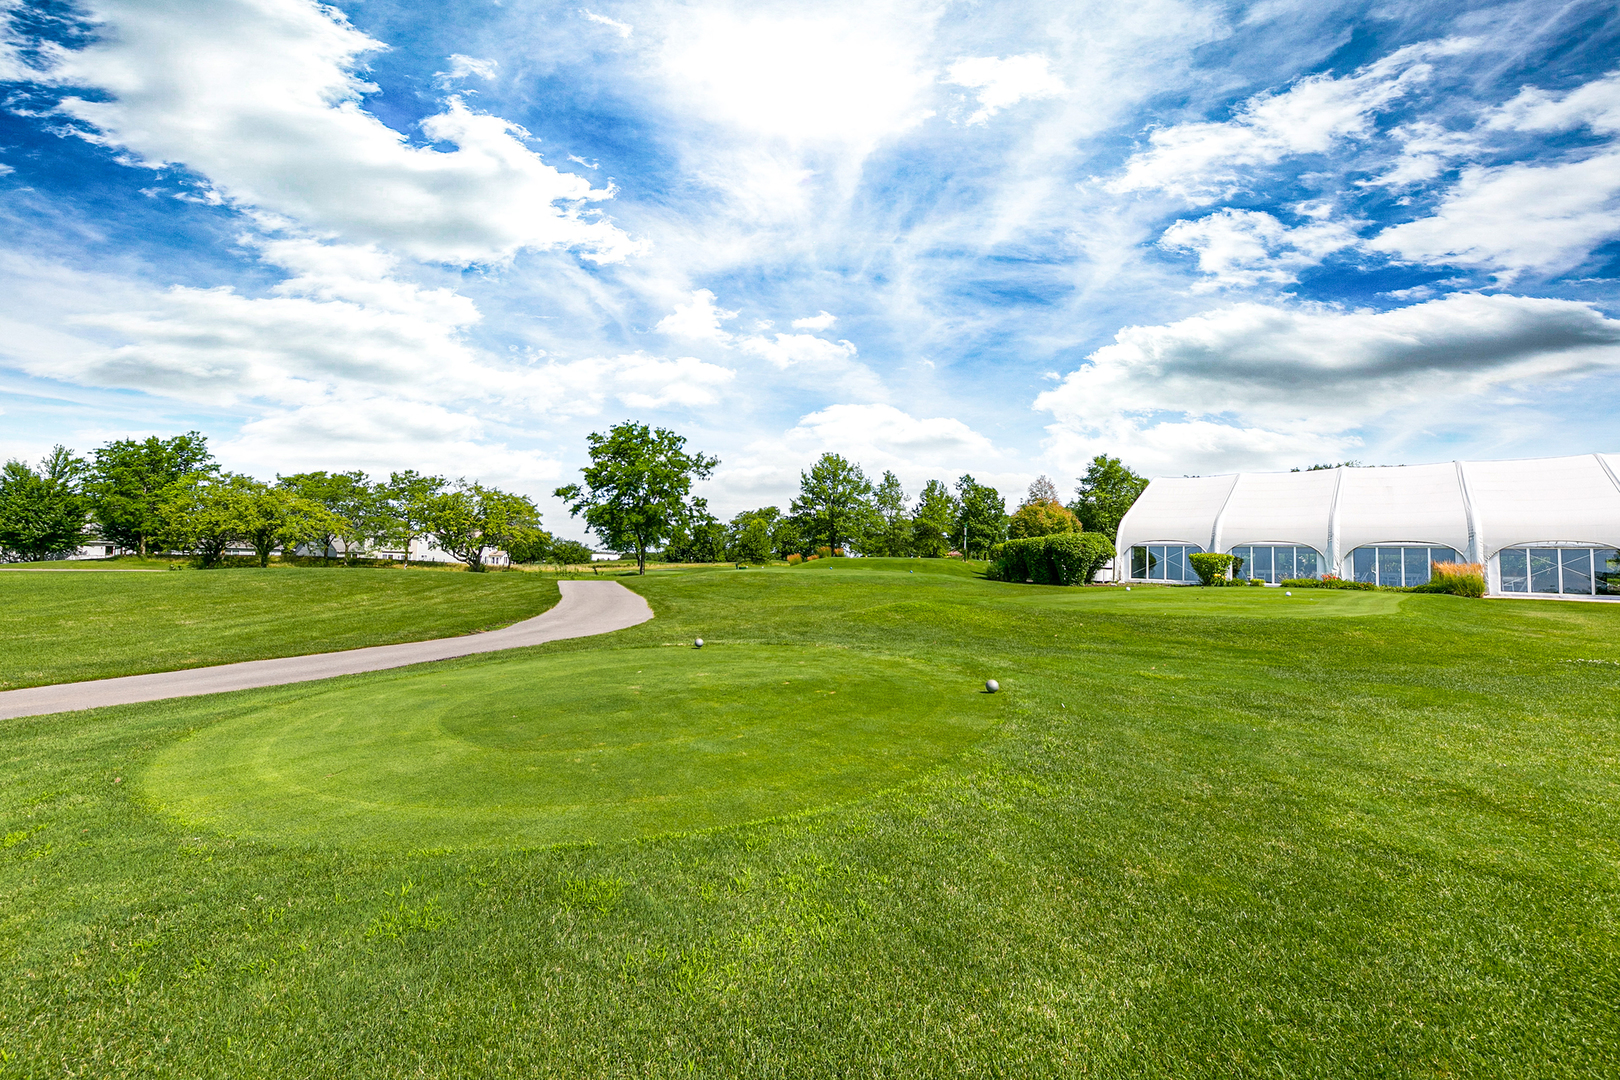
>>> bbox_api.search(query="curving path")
[0,580,653,721]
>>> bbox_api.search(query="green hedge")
[1188,552,1235,585]
[987,533,1113,586]
[1280,576,1378,591]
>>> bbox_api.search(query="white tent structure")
[1115,453,1620,598]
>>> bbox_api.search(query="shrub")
[1007,499,1080,540]
[988,533,1113,586]
[816,546,833,559]
[1188,552,1236,585]
[1280,576,1377,591]
[786,553,802,565]
[1417,561,1486,597]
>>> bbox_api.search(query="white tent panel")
[1216,469,1337,554]
[1463,454,1620,555]
[1115,474,1236,554]
[1335,462,1470,556]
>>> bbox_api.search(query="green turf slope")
[2,560,1618,1077]
[0,568,560,689]
[145,645,997,848]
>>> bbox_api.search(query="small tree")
[552,539,595,565]
[555,422,718,575]
[865,470,912,557]
[382,470,448,567]
[1070,455,1148,542]
[910,480,958,558]
[791,453,873,554]
[1188,552,1236,586]
[427,484,544,571]
[954,474,1008,560]
[278,470,380,563]
[1008,500,1080,540]
[160,473,253,568]
[663,497,726,562]
[0,446,91,561]
[240,483,342,568]
[88,432,215,557]
[732,518,772,563]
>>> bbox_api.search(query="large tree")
[1070,455,1148,542]
[240,483,341,568]
[864,470,912,557]
[954,474,1008,560]
[791,452,873,554]
[382,470,447,567]
[87,432,214,557]
[159,473,251,568]
[427,483,544,571]
[277,470,381,563]
[663,497,727,563]
[555,422,718,575]
[0,446,91,561]
[910,480,958,558]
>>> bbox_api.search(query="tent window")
[1347,546,1462,587]
[1129,545,1203,582]
[1230,545,1323,583]
[1498,547,1619,595]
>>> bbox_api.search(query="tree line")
[555,420,1149,573]
[1,422,1149,572]
[0,432,592,569]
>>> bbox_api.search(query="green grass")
[145,645,997,849]
[0,567,560,689]
[1,559,1618,1076]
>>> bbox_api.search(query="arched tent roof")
[1462,454,1620,557]
[1115,452,1620,580]
[1335,461,1470,556]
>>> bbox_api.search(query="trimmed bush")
[785,553,802,565]
[988,533,1113,586]
[1188,552,1236,586]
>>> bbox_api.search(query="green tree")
[791,453,873,554]
[426,483,544,571]
[0,446,91,561]
[864,470,912,556]
[159,473,252,568]
[554,422,718,575]
[910,480,958,558]
[730,518,773,563]
[954,474,1008,560]
[277,470,381,563]
[663,497,727,563]
[382,470,448,567]
[1009,477,1081,540]
[505,529,555,564]
[551,539,595,565]
[87,432,214,557]
[1070,455,1148,542]
[770,516,806,560]
[239,483,342,568]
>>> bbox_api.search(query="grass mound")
[144,644,997,849]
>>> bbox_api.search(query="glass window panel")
[1434,547,1461,565]
[1499,548,1529,592]
[1252,546,1273,582]
[1595,549,1620,596]
[1167,546,1185,582]
[1296,549,1319,579]
[1149,545,1165,580]
[1560,549,1593,594]
[1377,547,1401,587]
[1530,548,1560,593]
[1131,546,1147,579]
[1352,548,1376,583]
[1403,548,1430,587]
[1231,547,1250,579]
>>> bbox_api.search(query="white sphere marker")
[1285,591,1292,596]
[694,638,704,648]
[985,679,999,693]
[1125,586,1131,591]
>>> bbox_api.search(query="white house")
[1115,452,1620,599]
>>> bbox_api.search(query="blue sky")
[1,0,1617,539]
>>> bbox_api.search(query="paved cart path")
[0,580,653,721]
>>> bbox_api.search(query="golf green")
[144,644,999,849]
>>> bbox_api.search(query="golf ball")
[694,638,704,648]
[985,679,999,693]
[1125,586,1131,591]
[1285,591,1292,596]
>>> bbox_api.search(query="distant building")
[1116,453,1620,599]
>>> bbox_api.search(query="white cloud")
[1368,152,1620,279]
[660,6,937,144]
[790,310,837,331]
[1160,208,1359,287]
[1106,39,1471,203]
[1486,70,1620,135]
[1360,121,1478,188]
[736,331,854,369]
[43,0,640,265]
[945,54,1065,125]
[438,54,499,83]
[654,289,738,341]
[1034,292,1620,474]
[522,352,735,416]
[581,9,633,38]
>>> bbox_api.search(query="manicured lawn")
[1,559,1617,1076]
[0,567,560,689]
